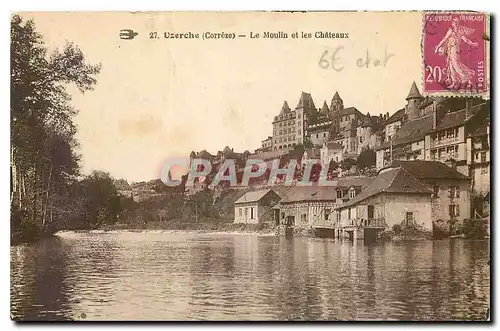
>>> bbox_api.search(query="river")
[10,231,490,321]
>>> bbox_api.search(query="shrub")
[460,219,487,239]
[392,224,402,235]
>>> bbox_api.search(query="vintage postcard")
[10,11,490,321]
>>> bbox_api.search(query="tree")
[328,159,339,173]
[357,148,376,169]
[340,158,357,171]
[11,15,101,242]
[79,171,122,228]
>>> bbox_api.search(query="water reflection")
[11,232,490,321]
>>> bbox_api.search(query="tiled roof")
[384,108,406,125]
[378,115,433,149]
[320,101,330,115]
[198,150,215,159]
[434,109,466,131]
[280,177,374,203]
[338,107,364,118]
[406,81,423,100]
[296,92,316,109]
[248,149,289,161]
[280,101,291,114]
[338,167,432,208]
[325,141,342,150]
[387,160,469,180]
[468,125,488,138]
[235,189,277,204]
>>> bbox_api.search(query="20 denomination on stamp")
[422,12,488,94]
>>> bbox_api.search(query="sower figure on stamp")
[434,18,478,90]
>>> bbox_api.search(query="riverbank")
[96,220,279,235]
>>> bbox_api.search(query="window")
[245,208,248,217]
[336,211,341,222]
[298,113,301,119]
[301,214,307,223]
[324,133,327,138]
[405,212,414,226]
[281,212,285,219]
[336,190,342,199]
[349,189,356,199]
[365,205,374,220]
[324,209,331,221]
[250,207,254,219]
[348,208,351,219]
[448,186,459,198]
[433,185,439,197]
[239,208,242,217]
[449,205,460,217]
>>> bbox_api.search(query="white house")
[320,141,343,168]
[234,189,281,224]
[336,166,433,232]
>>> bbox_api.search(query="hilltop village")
[116,82,490,240]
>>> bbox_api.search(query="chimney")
[465,98,473,120]
[386,112,389,119]
[432,101,437,129]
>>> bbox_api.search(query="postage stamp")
[422,12,489,96]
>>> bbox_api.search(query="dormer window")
[349,188,356,199]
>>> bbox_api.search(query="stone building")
[383,108,405,141]
[233,189,281,224]
[375,82,490,182]
[467,119,490,198]
[272,92,317,150]
[277,177,373,229]
[308,101,332,146]
[384,160,471,222]
[336,166,433,234]
[261,136,273,151]
[270,90,377,157]
[320,141,343,168]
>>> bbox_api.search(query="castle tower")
[280,100,291,114]
[329,91,343,137]
[405,81,424,121]
[319,101,330,117]
[295,92,316,144]
[330,91,344,113]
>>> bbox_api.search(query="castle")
[259,82,490,198]
[265,88,385,156]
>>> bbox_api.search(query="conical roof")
[280,101,291,114]
[406,81,423,100]
[332,91,342,100]
[319,101,330,115]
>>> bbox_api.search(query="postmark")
[422,12,489,97]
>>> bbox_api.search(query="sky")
[21,11,423,181]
